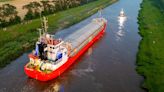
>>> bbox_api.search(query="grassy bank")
[0,0,117,67]
[137,0,164,92]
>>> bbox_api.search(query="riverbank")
[0,0,117,68]
[137,0,164,92]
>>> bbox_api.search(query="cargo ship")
[24,16,107,81]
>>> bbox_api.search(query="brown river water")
[0,0,145,92]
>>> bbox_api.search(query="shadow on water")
[0,0,145,92]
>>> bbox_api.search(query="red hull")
[24,23,107,81]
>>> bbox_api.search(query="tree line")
[0,0,97,28]
[0,4,21,28]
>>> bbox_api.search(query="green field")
[0,0,117,67]
[137,0,164,92]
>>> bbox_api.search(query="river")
[0,0,144,92]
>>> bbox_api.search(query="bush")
[9,16,21,25]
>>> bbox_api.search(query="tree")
[69,0,81,8]
[52,0,81,11]
[41,1,55,15]
[23,1,41,20]
[0,4,21,28]
[80,0,97,5]
[3,4,17,19]
[9,15,21,25]
[0,6,4,28]
[53,0,62,11]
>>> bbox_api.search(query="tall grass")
[137,0,164,92]
[0,0,117,67]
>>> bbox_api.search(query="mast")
[42,17,48,35]
[37,16,48,42]
[38,28,42,42]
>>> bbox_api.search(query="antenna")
[42,17,48,35]
[98,9,103,18]
[37,28,42,42]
